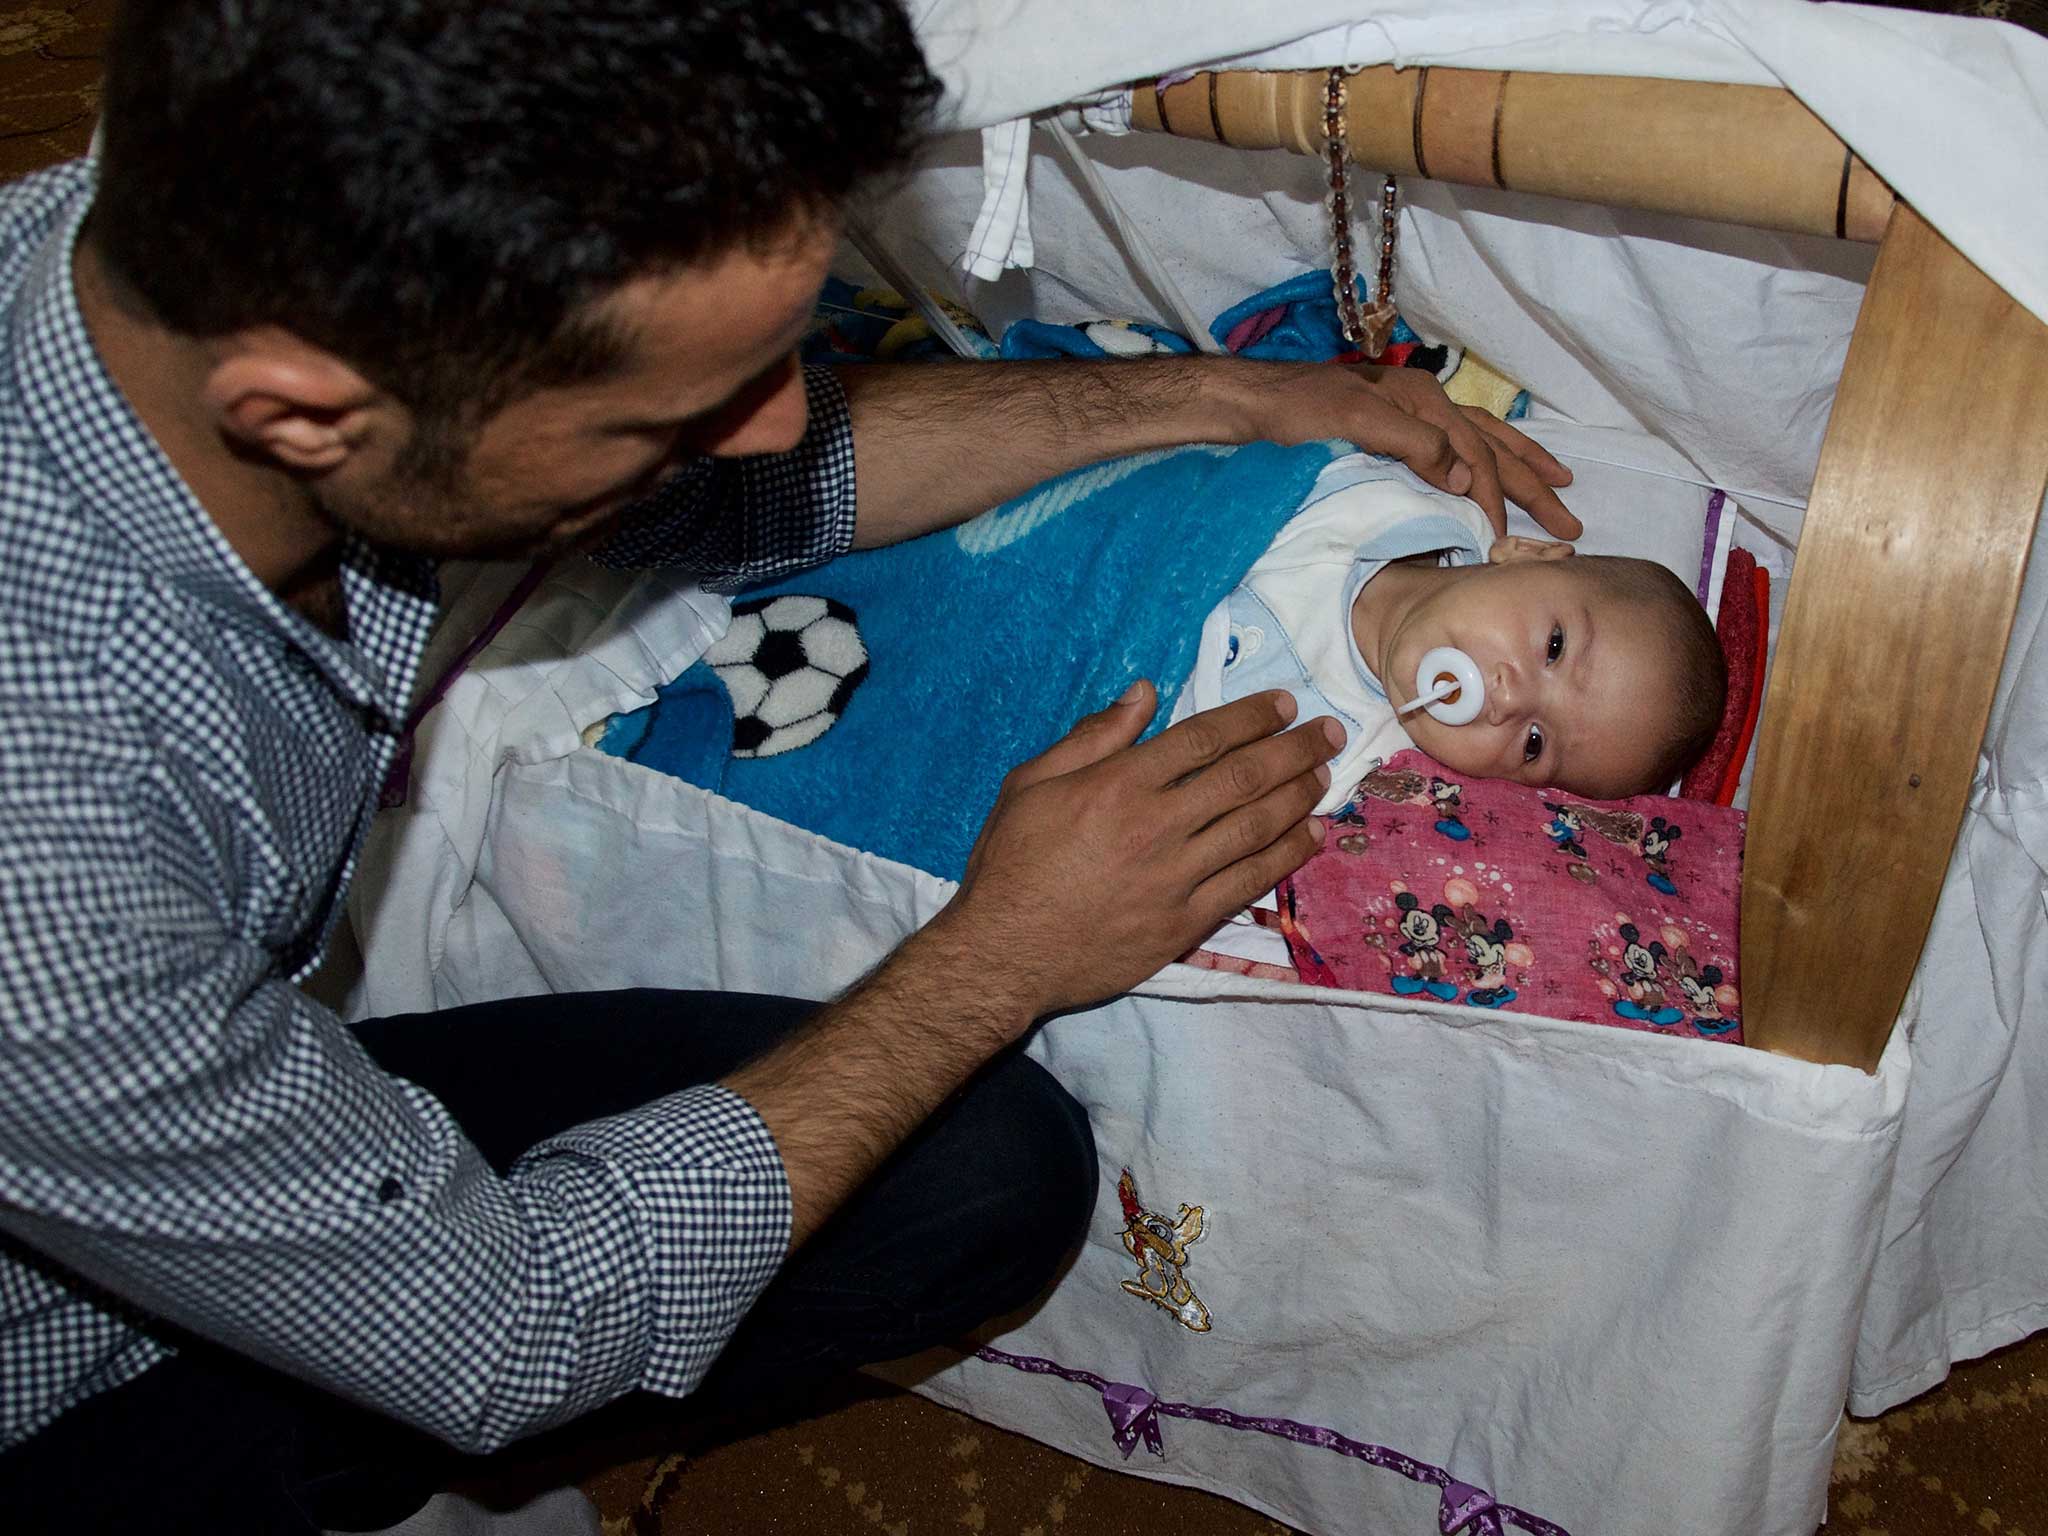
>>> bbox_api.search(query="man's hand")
[1205,362,1580,541]
[931,681,1340,1020]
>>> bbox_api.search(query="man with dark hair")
[0,2,1577,1531]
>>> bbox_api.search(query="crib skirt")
[347,559,1930,1536]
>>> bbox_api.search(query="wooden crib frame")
[1135,68,2048,1069]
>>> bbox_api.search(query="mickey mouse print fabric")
[1279,750,1744,1043]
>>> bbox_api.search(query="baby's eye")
[1523,726,1545,764]
[1546,624,1565,664]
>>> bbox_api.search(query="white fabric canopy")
[911,0,2048,329]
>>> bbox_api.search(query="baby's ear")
[1487,535,1576,565]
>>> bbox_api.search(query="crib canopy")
[913,0,2048,329]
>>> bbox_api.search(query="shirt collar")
[10,165,438,717]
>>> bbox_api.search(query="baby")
[1182,454,1726,810]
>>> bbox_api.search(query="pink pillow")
[1277,749,1745,1044]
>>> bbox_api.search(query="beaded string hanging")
[1323,68,1400,358]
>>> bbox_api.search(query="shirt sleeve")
[0,778,793,1453]
[593,365,858,591]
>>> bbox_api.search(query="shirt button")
[376,1176,406,1204]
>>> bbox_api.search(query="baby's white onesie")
[1176,453,1493,815]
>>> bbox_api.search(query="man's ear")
[201,328,390,474]
[1486,535,1576,565]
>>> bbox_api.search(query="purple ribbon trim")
[1697,489,1727,611]
[973,1345,1571,1536]
[379,558,554,809]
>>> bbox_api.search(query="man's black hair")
[91,0,938,421]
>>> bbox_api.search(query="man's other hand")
[933,682,1339,1021]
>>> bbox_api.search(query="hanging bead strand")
[1361,175,1400,357]
[1323,69,1367,350]
[1323,67,1401,359]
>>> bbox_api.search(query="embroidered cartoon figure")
[1428,776,1471,842]
[1543,802,1588,858]
[1389,892,1461,1001]
[1541,800,1648,884]
[1355,762,1427,803]
[1672,950,1740,1037]
[1640,816,1682,896]
[1329,760,1424,829]
[1115,1169,1212,1332]
[1605,922,1685,1025]
[1447,908,1519,1008]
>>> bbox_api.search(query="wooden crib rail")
[1132,68,1894,242]
[1741,204,2048,1069]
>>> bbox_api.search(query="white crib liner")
[345,492,2045,1531]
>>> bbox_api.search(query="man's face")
[1386,558,1671,798]
[318,217,839,560]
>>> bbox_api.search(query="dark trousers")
[0,990,1096,1534]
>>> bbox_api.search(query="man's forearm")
[720,915,1038,1250]
[836,358,1261,548]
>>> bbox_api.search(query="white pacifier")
[1400,645,1486,727]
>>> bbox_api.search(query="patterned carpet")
[7,1,2046,1531]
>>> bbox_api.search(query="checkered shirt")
[592,365,857,588]
[0,162,853,1454]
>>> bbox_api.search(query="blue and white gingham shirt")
[0,161,857,1453]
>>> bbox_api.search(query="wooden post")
[1132,68,1893,242]
[1740,204,2048,1069]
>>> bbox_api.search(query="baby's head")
[1366,539,1726,798]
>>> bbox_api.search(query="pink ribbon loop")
[1101,1382,1165,1459]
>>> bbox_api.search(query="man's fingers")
[1007,678,1157,792]
[1185,760,1328,875]
[1438,413,1508,535]
[1127,688,1299,787]
[1378,414,1469,499]
[1192,814,1327,919]
[1171,714,1342,830]
[1469,412,1583,539]
[1470,410,1574,487]
[1503,470,1581,540]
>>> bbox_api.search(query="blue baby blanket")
[601,439,1348,880]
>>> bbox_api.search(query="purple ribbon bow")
[1101,1382,1165,1459]
[1441,1479,1505,1536]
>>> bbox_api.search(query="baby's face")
[1386,558,1671,798]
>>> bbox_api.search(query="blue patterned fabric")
[606,439,1349,880]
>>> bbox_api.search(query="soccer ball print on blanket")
[708,594,870,758]
[1280,750,1744,1042]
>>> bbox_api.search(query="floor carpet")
[6,2,2045,1530]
